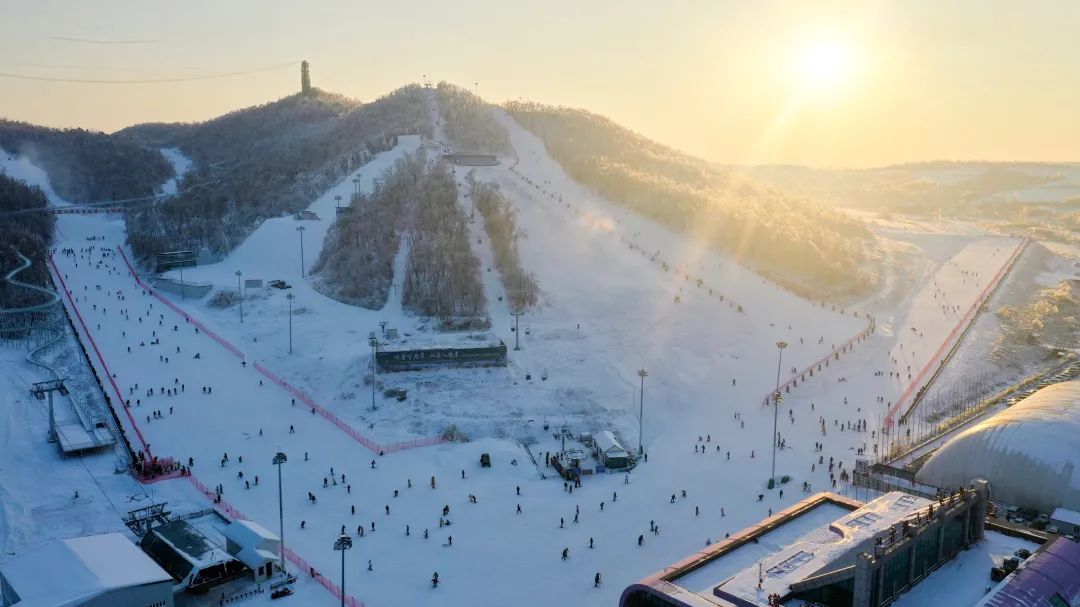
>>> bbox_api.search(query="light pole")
[510,311,524,350]
[179,265,185,300]
[235,270,243,323]
[769,341,788,489]
[335,194,342,210]
[332,534,352,607]
[369,336,381,410]
[272,451,287,575]
[286,293,295,354]
[352,176,361,198]
[637,369,648,456]
[296,226,306,278]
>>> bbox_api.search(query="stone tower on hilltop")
[301,61,312,96]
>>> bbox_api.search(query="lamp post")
[235,270,243,323]
[769,341,788,488]
[272,452,287,575]
[286,293,295,354]
[335,194,342,211]
[332,534,352,607]
[353,176,361,198]
[509,311,524,350]
[369,336,381,410]
[296,226,306,278]
[179,265,185,300]
[637,369,648,456]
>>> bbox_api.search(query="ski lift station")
[0,533,173,607]
[593,430,630,469]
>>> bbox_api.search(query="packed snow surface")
[2,108,1031,606]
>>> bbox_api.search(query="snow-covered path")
[157,148,193,196]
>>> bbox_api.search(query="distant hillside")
[120,86,431,262]
[0,119,172,202]
[0,174,54,308]
[504,102,875,298]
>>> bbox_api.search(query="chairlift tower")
[31,379,68,443]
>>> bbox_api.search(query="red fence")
[253,362,447,455]
[186,475,366,607]
[115,246,245,360]
[759,316,876,410]
[115,246,445,454]
[48,255,152,458]
[884,238,1028,428]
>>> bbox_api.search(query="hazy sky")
[1,0,1078,168]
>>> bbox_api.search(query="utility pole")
[235,270,243,323]
[510,311,524,350]
[287,293,295,354]
[369,336,381,410]
[332,534,352,607]
[637,369,648,456]
[272,452,287,576]
[770,341,788,489]
[296,226,306,278]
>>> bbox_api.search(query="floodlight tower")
[769,341,788,489]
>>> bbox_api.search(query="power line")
[50,36,160,45]
[0,61,299,84]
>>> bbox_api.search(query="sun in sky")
[790,34,860,98]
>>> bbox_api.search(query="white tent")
[221,520,281,581]
[0,533,172,607]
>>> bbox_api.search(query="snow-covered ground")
[157,148,193,196]
[1,109,1037,607]
[1,148,66,204]
[891,530,1036,607]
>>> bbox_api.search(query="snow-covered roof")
[221,520,280,571]
[1051,507,1080,528]
[594,430,627,456]
[0,532,171,607]
[713,492,931,604]
[916,381,1080,513]
[222,519,279,546]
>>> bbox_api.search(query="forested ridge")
[120,86,431,263]
[315,154,487,326]
[0,174,55,307]
[0,119,172,203]
[504,102,875,298]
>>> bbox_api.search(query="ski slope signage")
[376,344,507,372]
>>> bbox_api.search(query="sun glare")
[792,37,857,97]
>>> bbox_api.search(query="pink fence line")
[759,316,876,409]
[885,238,1028,428]
[115,246,445,454]
[186,475,366,607]
[253,361,447,455]
[115,246,245,361]
[48,255,152,457]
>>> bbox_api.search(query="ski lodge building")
[621,485,992,607]
[0,532,173,607]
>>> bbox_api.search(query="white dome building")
[916,380,1080,513]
